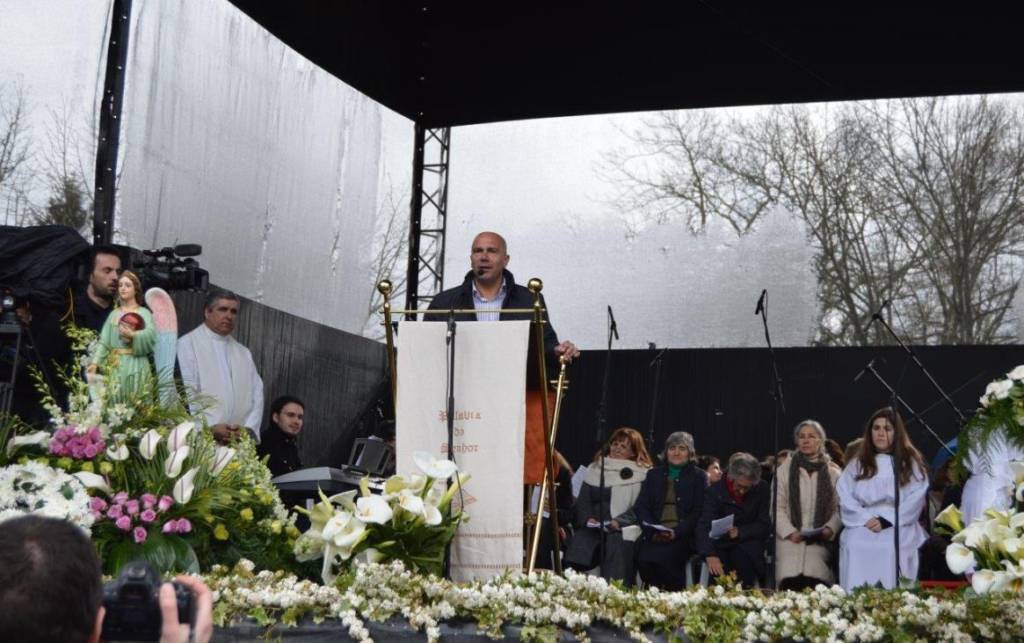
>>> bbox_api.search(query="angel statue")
[87,271,178,406]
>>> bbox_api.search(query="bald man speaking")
[428,231,579,483]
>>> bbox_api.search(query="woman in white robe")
[837,407,929,590]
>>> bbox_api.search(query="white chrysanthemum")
[0,462,94,534]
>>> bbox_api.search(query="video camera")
[100,560,195,642]
[126,243,209,292]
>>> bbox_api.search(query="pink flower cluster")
[92,492,186,544]
[50,426,106,459]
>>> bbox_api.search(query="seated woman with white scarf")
[564,427,653,584]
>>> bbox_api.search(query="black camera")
[126,243,210,292]
[100,560,195,642]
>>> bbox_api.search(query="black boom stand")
[755,289,785,589]
[594,305,619,577]
[442,308,457,579]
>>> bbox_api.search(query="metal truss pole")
[93,0,133,245]
[404,123,451,318]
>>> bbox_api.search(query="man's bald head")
[470,231,510,287]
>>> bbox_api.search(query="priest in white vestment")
[177,290,264,444]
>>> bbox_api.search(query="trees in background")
[604,97,1024,345]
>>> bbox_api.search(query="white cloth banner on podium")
[395,320,530,581]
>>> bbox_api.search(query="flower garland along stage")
[202,559,1024,642]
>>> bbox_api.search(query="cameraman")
[70,244,123,333]
[0,515,213,643]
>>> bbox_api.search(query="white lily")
[1001,537,1024,560]
[955,521,988,549]
[293,530,326,562]
[73,471,111,494]
[167,420,194,451]
[1007,364,1024,381]
[355,495,393,524]
[5,430,50,454]
[398,489,425,516]
[139,429,163,460]
[106,443,129,461]
[413,451,458,480]
[321,547,345,586]
[991,563,1024,592]
[972,568,998,594]
[422,503,442,526]
[322,513,368,553]
[1011,512,1024,531]
[164,446,190,477]
[172,468,199,504]
[354,547,386,565]
[208,445,236,476]
[945,543,976,574]
[329,489,359,512]
[383,475,408,497]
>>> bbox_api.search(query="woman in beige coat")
[774,420,842,590]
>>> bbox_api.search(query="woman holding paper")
[563,427,653,583]
[774,420,842,590]
[633,431,708,590]
[697,452,771,588]
[837,407,928,590]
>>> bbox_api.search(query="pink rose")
[113,491,129,504]
[48,441,62,455]
[158,496,174,512]
[106,504,124,519]
[90,497,108,512]
[175,518,192,534]
[141,494,157,509]
[162,520,176,534]
[84,444,99,459]
[133,526,148,544]
[125,500,140,515]
[140,509,157,523]
[115,515,132,531]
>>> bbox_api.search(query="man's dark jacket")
[696,477,771,573]
[427,269,561,381]
[257,423,303,477]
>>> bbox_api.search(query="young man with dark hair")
[0,515,213,643]
[72,244,123,333]
[258,394,305,476]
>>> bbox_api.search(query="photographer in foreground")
[0,515,213,643]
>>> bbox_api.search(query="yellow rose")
[99,462,114,475]
[240,508,254,522]
[227,462,240,471]
[214,524,229,540]
[57,457,74,469]
[270,520,282,534]
[286,525,299,538]
[204,514,215,524]
[79,461,94,473]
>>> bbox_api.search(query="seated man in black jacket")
[258,395,304,477]
[696,451,770,588]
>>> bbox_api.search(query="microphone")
[853,357,884,383]
[607,305,619,340]
[871,299,892,322]
[754,289,767,316]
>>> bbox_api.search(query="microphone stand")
[443,308,457,579]
[646,347,668,451]
[594,306,618,578]
[756,290,785,589]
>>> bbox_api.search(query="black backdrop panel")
[556,345,1024,469]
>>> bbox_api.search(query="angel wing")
[144,287,179,407]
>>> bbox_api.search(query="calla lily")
[73,471,111,494]
[321,548,345,586]
[139,429,163,460]
[329,489,358,512]
[6,431,50,454]
[355,495,393,524]
[1011,512,1024,531]
[322,513,368,553]
[208,446,236,476]
[354,548,386,565]
[422,503,442,526]
[106,443,129,461]
[1017,483,1024,504]
[167,421,194,451]
[164,446,190,477]
[172,468,199,504]
[383,475,408,496]
[293,531,326,562]
[414,451,458,480]
[945,543,976,574]
[398,489,425,516]
[1001,537,1024,560]
[1007,364,1024,381]
[440,473,472,508]
[972,569,998,594]
[934,504,964,535]
[991,563,1024,592]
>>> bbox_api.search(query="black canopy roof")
[227,2,1023,128]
